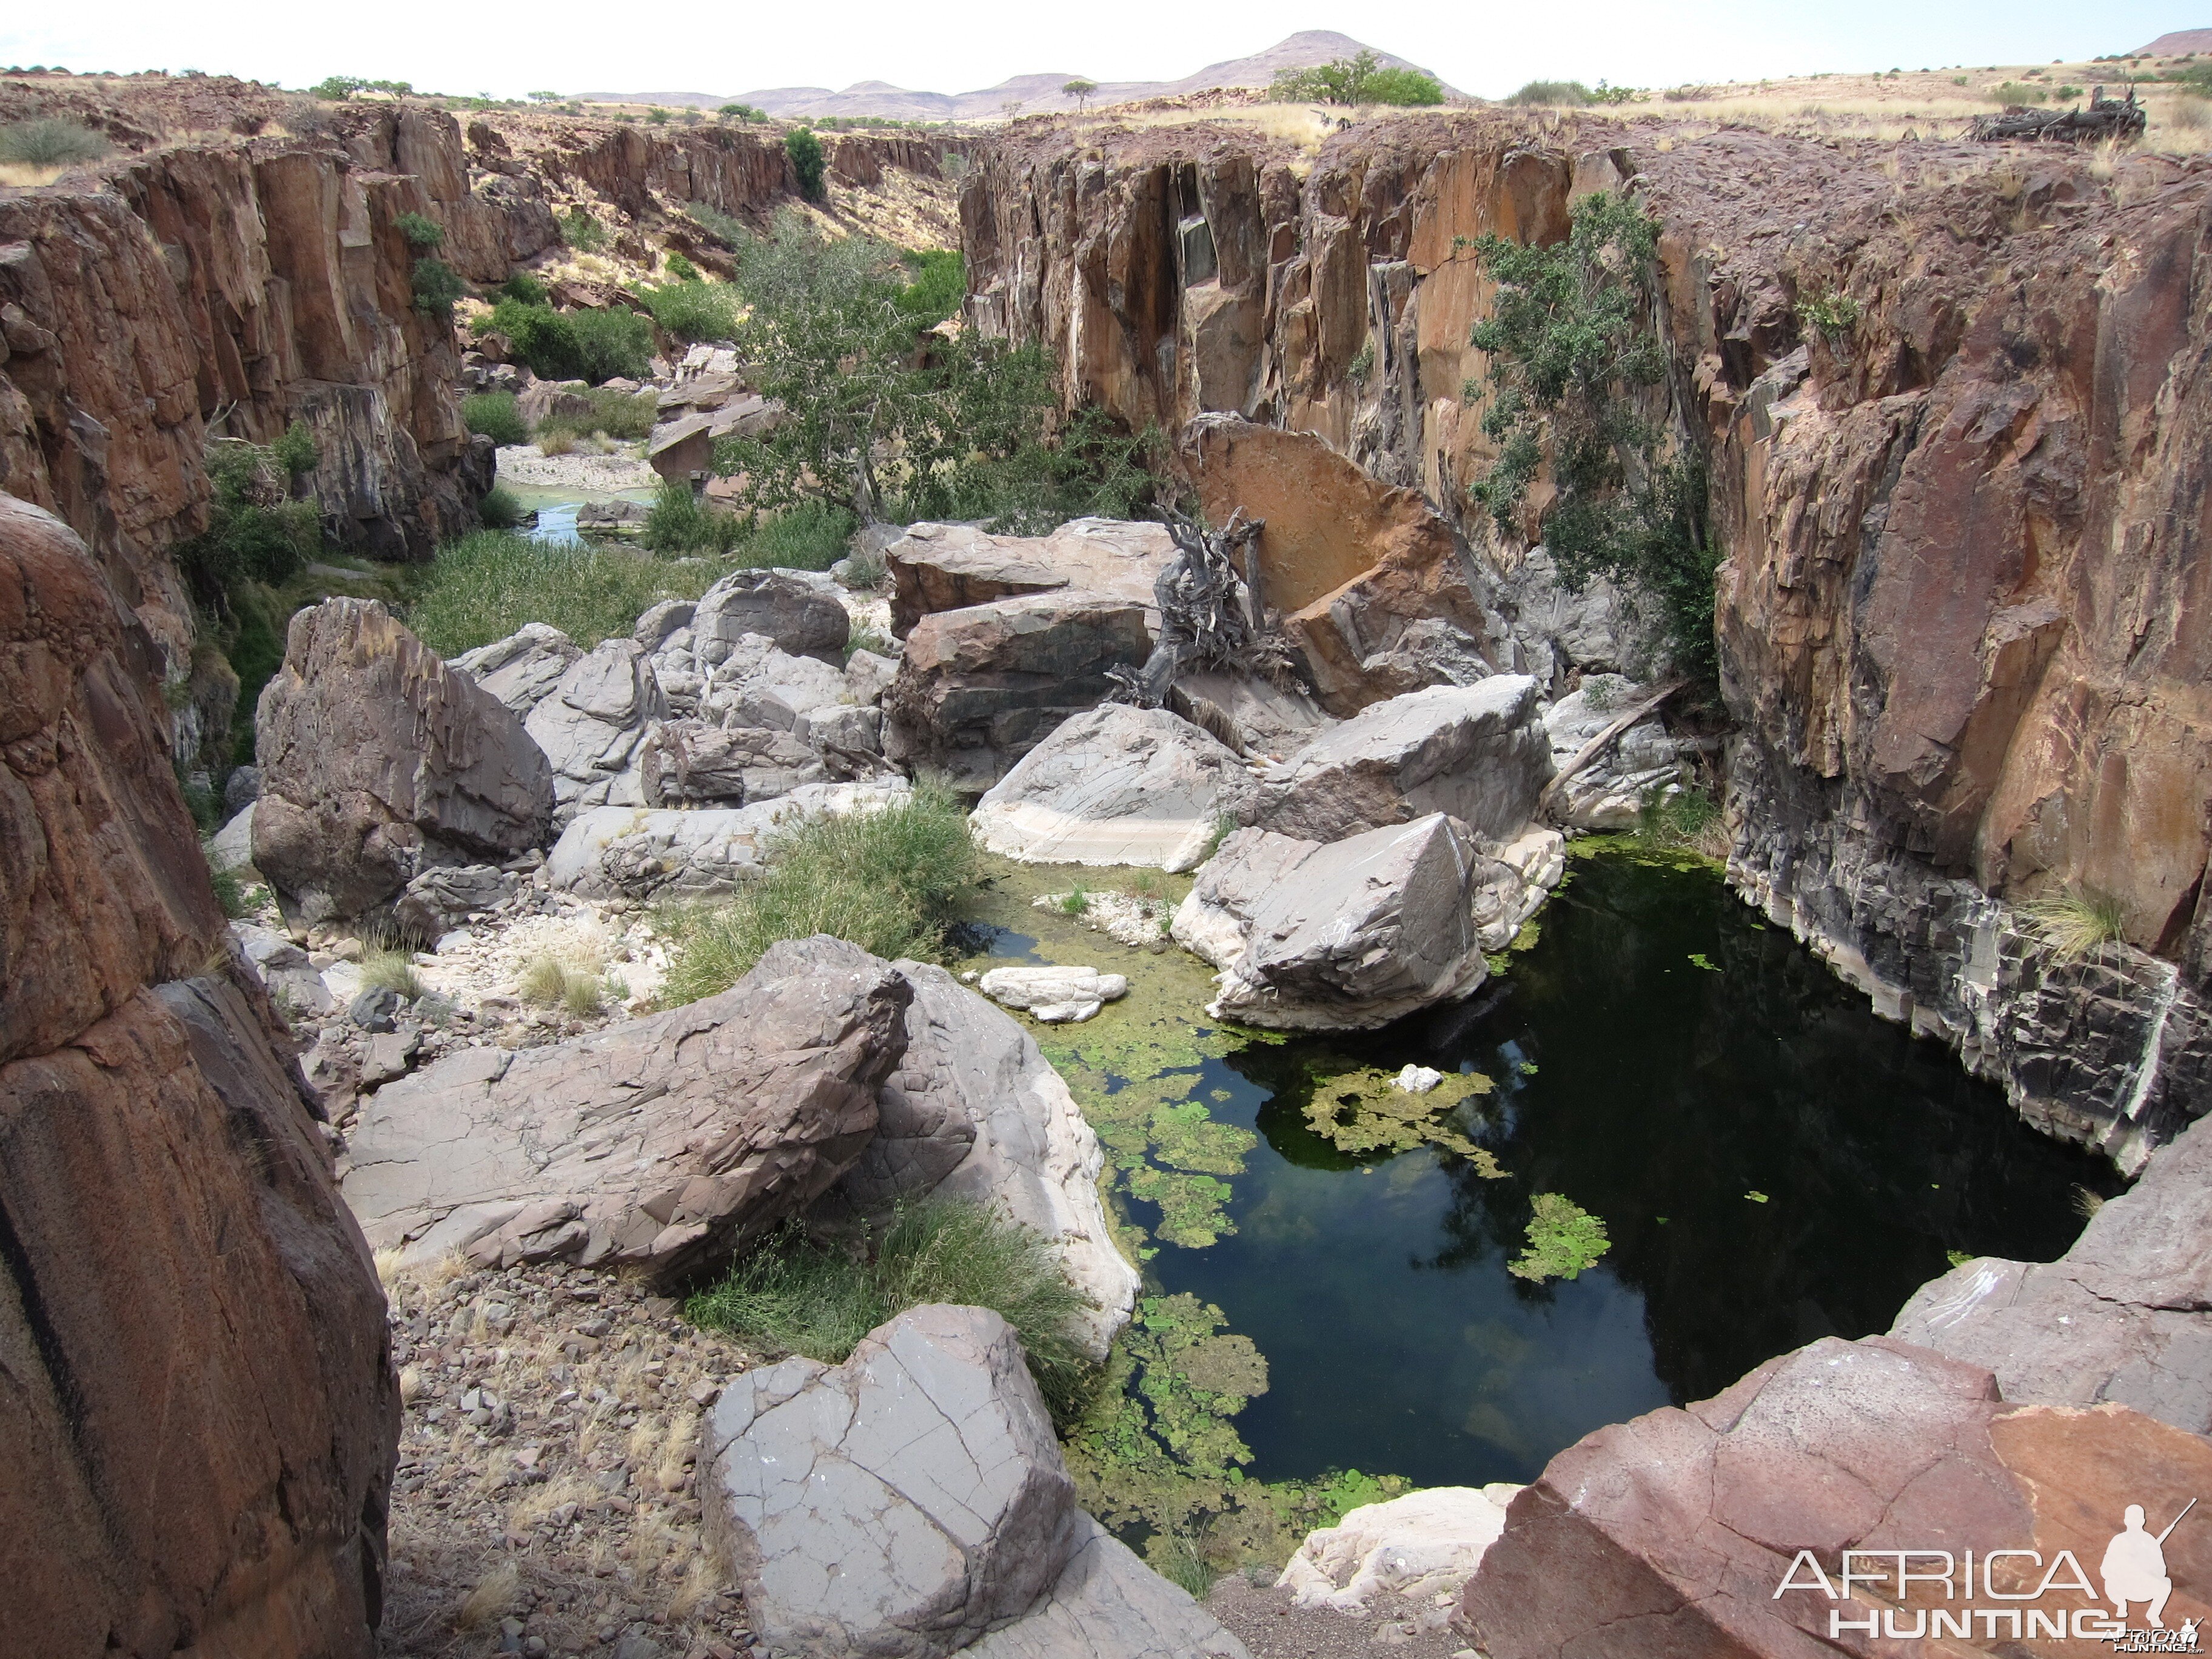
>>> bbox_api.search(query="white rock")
[1279,1485,1523,1614]
[979,966,1128,1015]
[1395,1065,1444,1094]
[209,802,256,872]
[1031,999,1103,1024]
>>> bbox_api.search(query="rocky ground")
[374,1258,759,1659]
[1204,1578,1472,1659]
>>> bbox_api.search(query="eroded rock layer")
[965,111,2212,1150]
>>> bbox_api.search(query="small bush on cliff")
[176,438,323,603]
[687,1199,1094,1422]
[1467,191,1720,680]
[410,256,466,321]
[656,783,977,1003]
[500,270,550,306]
[405,529,725,655]
[2023,886,2128,964]
[896,248,965,327]
[712,213,1152,532]
[393,210,443,249]
[783,127,826,200]
[460,390,529,446]
[1506,79,1595,106]
[557,208,609,252]
[0,117,110,166]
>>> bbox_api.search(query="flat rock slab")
[887,518,1178,637]
[703,1305,1081,1659]
[1250,678,1550,844]
[340,940,911,1282]
[972,705,1255,873]
[1460,1334,2212,1658]
[1173,814,1489,1031]
[967,1515,1251,1659]
[1892,1105,2212,1434]
[694,568,850,666]
[796,939,1139,1358]
[1280,1485,1521,1612]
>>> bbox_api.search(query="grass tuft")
[404,530,734,657]
[657,785,976,1005]
[360,943,425,1000]
[2023,886,2128,964]
[686,1199,1096,1423]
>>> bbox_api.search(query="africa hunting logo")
[1773,1499,2199,1651]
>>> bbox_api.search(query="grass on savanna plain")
[655,785,977,1004]
[686,1199,1095,1422]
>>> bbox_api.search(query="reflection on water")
[527,501,582,545]
[1144,851,2123,1490]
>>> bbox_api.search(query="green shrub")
[686,204,748,246]
[500,270,550,306]
[404,529,728,655]
[718,102,765,121]
[310,75,411,100]
[1270,49,1443,106]
[410,256,465,320]
[226,595,286,763]
[640,277,742,343]
[663,251,699,282]
[688,1199,1094,1421]
[534,385,659,442]
[557,208,609,252]
[270,418,320,478]
[642,479,746,555]
[784,128,826,200]
[1797,289,1862,337]
[1989,81,2049,106]
[657,784,977,1003]
[392,210,443,249]
[896,249,965,327]
[0,118,110,166]
[1506,79,1595,106]
[477,483,528,528]
[481,297,652,384]
[1637,786,1728,860]
[209,864,247,919]
[1468,192,1719,680]
[360,942,425,999]
[175,440,323,601]
[460,390,529,446]
[748,498,855,569]
[647,108,669,126]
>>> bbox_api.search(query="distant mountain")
[578,32,1463,122]
[2131,27,2212,54]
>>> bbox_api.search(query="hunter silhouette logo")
[1772,1496,2200,1649]
[2105,1501,2193,1628]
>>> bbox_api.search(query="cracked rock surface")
[703,1305,1082,1659]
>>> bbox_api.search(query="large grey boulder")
[883,592,1154,793]
[1248,678,1552,844]
[1540,674,1681,830]
[703,1305,1082,1659]
[339,938,911,1281]
[694,568,850,666]
[795,939,1139,1359]
[230,921,336,1017]
[524,638,669,825]
[209,802,256,872]
[391,863,515,942]
[546,781,913,900]
[1173,814,1492,1031]
[450,622,584,717]
[1891,1107,2212,1433]
[252,599,553,926]
[964,1516,1250,1659]
[886,518,1178,637]
[972,706,1255,873]
[638,718,827,807]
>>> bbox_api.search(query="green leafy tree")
[784,128,826,199]
[1062,78,1098,113]
[1466,192,1719,678]
[710,213,1151,531]
[719,102,765,121]
[1271,49,1443,107]
[392,210,443,249]
[409,256,464,320]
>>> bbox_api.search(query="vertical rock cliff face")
[0,492,398,1657]
[964,113,2212,1162]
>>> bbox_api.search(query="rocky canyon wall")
[963,112,2212,1164]
[0,492,398,1656]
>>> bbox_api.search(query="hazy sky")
[1,1,2196,101]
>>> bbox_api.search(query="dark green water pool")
[965,848,2122,1495]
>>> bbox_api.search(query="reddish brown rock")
[1188,417,1495,712]
[882,591,1154,791]
[1461,1336,2212,1659]
[252,598,554,925]
[0,494,397,1658]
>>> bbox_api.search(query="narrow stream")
[957,845,2121,1493]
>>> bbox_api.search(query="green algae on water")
[1508,1192,1611,1282]
[1290,1055,1504,1173]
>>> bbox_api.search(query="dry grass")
[0,161,69,187]
[2023,885,2128,964]
[454,1561,521,1630]
[519,944,612,1014]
